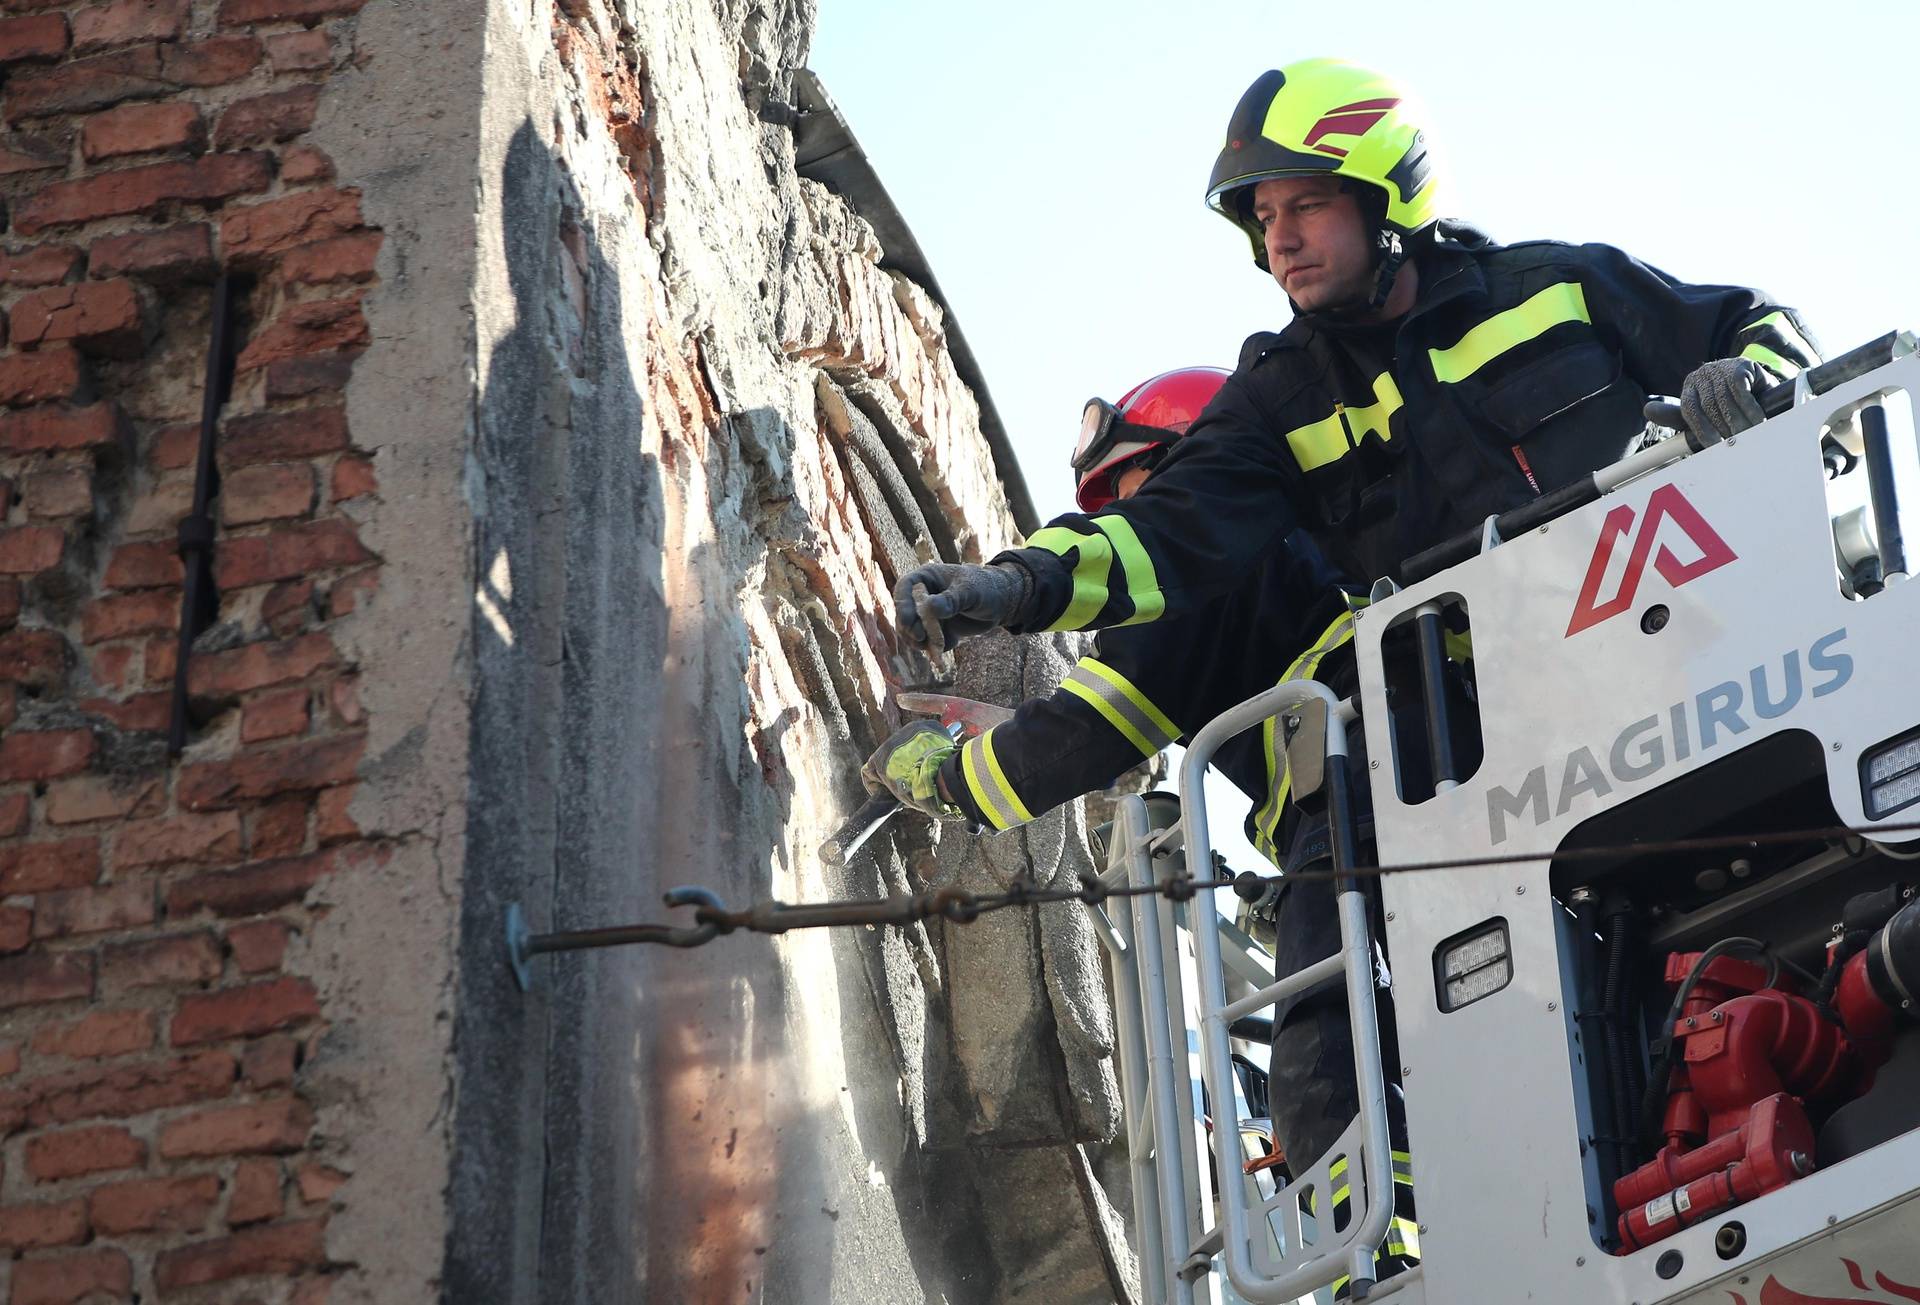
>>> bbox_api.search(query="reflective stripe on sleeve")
[1736,309,1817,379]
[1740,341,1796,380]
[1024,516,1165,631]
[958,727,1034,831]
[1428,281,1591,383]
[1060,658,1181,758]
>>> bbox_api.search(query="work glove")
[860,721,965,820]
[892,561,1034,656]
[1671,357,1769,445]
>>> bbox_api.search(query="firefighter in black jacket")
[883,57,1819,1280]
[863,367,1358,859]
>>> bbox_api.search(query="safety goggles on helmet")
[1073,398,1169,474]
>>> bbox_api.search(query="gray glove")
[1677,357,1768,444]
[893,561,1033,654]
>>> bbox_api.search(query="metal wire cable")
[517,817,1920,953]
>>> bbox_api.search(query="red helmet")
[1072,367,1230,511]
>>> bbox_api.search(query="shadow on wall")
[443,120,995,1305]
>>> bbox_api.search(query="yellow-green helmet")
[1206,60,1437,271]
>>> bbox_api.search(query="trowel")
[817,692,1016,867]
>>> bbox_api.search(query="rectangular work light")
[1435,918,1512,1012]
[1864,730,1920,820]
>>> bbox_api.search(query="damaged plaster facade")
[0,0,1133,1299]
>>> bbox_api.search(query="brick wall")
[0,1,380,1300]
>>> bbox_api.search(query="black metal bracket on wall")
[167,273,242,757]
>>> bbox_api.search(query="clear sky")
[809,1,1920,872]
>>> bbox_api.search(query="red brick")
[265,29,329,72]
[99,932,220,990]
[102,539,181,589]
[30,1009,153,1060]
[4,46,166,121]
[159,1095,311,1158]
[0,1199,87,1250]
[240,1034,295,1089]
[220,188,362,261]
[0,732,94,785]
[88,222,214,281]
[0,577,17,629]
[158,34,259,86]
[86,642,136,692]
[114,809,241,869]
[21,465,90,516]
[10,1247,133,1305]
[0,14,68,63]
[222,404,347,464]
[0,350,83,409]
[178,737,360,811]
[222,462,313,525]
[220,0,367,20]
[229,1156,283,1225]
[326,566,375,617]
[141,635,174,683]
[0,245,80,288]
[11,279,145,357]
[0,132,66,177]
[312,784,354,844]
[23,1124,145,1181]
[81,588,177,643]
[171,976,316,1047]
[0,1043,17,1076]
[32,879,154,938]
[279,143,332,184]
[247,796,306,858]
[328,453,374,502]
[80,99,201,161]
[188,632,337,698]
[235,297,367,372]
[0,796,26,841]
[26,1049,235,1126]
[123,475,190,533]
[215,519,371,589]
[45,774,157,824]
[14,152,273,235]
[0,953,93,1010]
[225,919,289,974]
[214,85,316,149]
[164,849,332,915]
[149,420,197,468]
[0,402,127,454]
[0,683,14,729]
[71,0,188,52]
[0,905,31,953]
[264,352,353,401]
[75,692,166,733]
[261,578,314,636]
[0,628,71,688]
[242,687,308,743]
[283,230,380,287]
[88,1173,216,1235]
[154,1217,325,1289]
[0,525,63,573]
[295,1164,343,1204]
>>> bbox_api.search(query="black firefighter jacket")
[939,531,1357,867]
[995,223,1820,634]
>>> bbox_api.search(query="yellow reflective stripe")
[1026,525,1111,631]
[1739,309,1817,368]
[958,727,1033,831]
[1062,658,1180,757]
[1286,371,1402,473]
[1026,516,1165,631]
[1741,341,1796,379]
[1428,281,1591,383]
[1250,606,1362,854]
[1093,515,1165,626]
[1386,1215,1422,1258]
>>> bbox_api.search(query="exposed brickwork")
[0,5,383,1297]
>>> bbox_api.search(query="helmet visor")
[1071,398,1121,473]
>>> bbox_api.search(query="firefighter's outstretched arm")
[893,381,1307,650]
